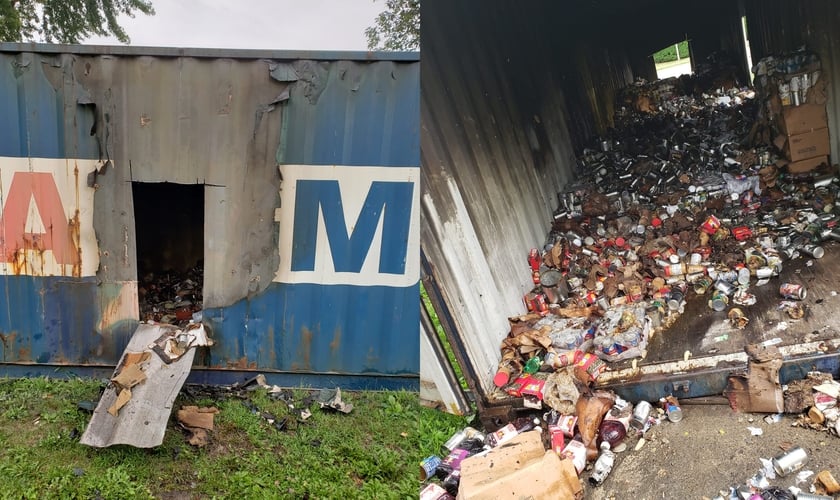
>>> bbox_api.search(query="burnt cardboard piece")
[724,343,784,413]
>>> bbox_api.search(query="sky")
[83,0,384,51]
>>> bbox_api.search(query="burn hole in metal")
[132,182,204,325]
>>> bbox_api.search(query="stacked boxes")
[778,101,830,172]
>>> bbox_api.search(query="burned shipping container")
[0,43,419,389]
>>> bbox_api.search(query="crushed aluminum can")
[780,283,807,300]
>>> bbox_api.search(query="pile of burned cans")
[419,393,685,498]
[511,84,838,372]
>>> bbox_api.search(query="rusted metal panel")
[0,44,419,388]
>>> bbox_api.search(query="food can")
[737,267,750,286]
[780,283,807,300]
[550,414,578,438]
[772,446,808,476]
[713,279,736,295]
[693,277,713,295]
[420,456,442,481]
[700,215,721,235]
[630,400,652,431]
[709,290,728,311]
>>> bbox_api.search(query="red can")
[731,226,752,241]
[700,215,721,235]
[528,248,541,271]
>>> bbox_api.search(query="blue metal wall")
[0,44,419,389]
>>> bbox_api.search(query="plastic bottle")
[589,442,616,486]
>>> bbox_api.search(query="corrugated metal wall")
[0,44,419,388]
[420,0,768,398]
[421,0,580,395]
[744,0,840,164]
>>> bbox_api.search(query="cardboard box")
[458,432,582,500]
[785,127,830,162]
[779,103,828,136]
[785,155,829,174]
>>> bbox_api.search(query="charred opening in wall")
[132,182,204,325]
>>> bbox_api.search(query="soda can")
[800,244,825,259]
[780,283,807,300]
[528,248,541,271]
[630,400,652,431]
[693,277,713,295]
[772,446,808,476]
[420,456,442,481]
[660,396,683,423]
[689,253,702,265]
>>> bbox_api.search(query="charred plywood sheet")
[0,157,101,276]
[80,323,211,448]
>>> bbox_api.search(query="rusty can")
[780,283,807,300]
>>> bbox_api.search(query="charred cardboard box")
[784,127,830,162]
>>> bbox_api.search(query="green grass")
[0,377,425,499]
[420,283,469,393]
[654,40,690,64]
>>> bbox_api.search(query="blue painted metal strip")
[203,282,419,375]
